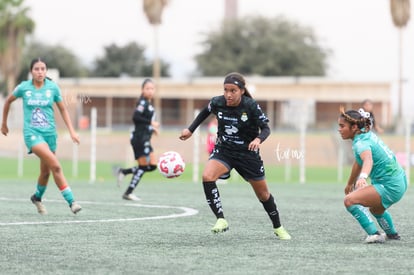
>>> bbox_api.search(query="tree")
[90,42,170,77]
[0,0,34,94]
[18,40,88,81]
[195,16,330,77]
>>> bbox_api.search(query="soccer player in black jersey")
[117,78,159,201]
[179,72,291,239]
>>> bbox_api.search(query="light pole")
[389,0,410,132]
[143,0,168,124]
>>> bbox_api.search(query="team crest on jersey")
[45,90,52,98]
[241,112,248,122]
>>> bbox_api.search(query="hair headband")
[224,76,244,89]
[339,106,369,127]
[358,108,370,119]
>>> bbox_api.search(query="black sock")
[261,194,281,228]
[203,181,224,219]
[125,169,145,194]
[121,166,138,175]
[139,165,157,172]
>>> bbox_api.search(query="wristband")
[358,173,368,180]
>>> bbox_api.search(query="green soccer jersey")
[13,78,63,137]
[353,131,404,182]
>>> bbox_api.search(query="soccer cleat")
[364,233,385,244]
[385,233,401,240]
[211,218,229,233]
[122,193,141,201]
[30,195,47,215]
[116,168,125,187]
[70,201,82,214]
[274,226,291,240]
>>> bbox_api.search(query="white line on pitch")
[0,197,199,226]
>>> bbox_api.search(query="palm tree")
[143,0,168,123]
[390,0,410,127]
[0,0,35,94]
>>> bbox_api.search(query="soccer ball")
[157,151,185,178]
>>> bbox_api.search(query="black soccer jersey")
[208,95,270,152]
[131,96,155,141]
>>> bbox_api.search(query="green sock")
[35,184,47,199]
[373,211,397,235]
[61,187,75,206]
[347,205,378,235]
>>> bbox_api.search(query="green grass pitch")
[1,158,414,274]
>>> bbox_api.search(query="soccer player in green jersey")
[338,107,407,243]
[1,58,82,215]
[179,72,291,240]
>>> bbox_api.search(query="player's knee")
[343,195,355,208]
[49,163,62,175]
[202,173,217,182]
[257,191,271,202]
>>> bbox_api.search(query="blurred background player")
[362,99,384,134]
[179,72,291,239]
[116,78,160,201]
[338,107,407,243]
[206,116,218,155]
[1,57,82,215]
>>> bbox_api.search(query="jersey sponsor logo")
[25,90,32,97]
[224,125,238,135]
[137,105,144,112]
[217,112,238,122]
[27,99,50,106]
[259,114,268,121]
[231,140,244,144]
[31,108,49,128]
[207,103,211,112]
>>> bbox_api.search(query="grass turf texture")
[2,156,414,184]
[1,172,414,274]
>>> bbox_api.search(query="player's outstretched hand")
[1,123,8,136]
[179,129,192,141]
[71,132,80,145]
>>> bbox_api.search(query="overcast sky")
[25,0,414,113]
